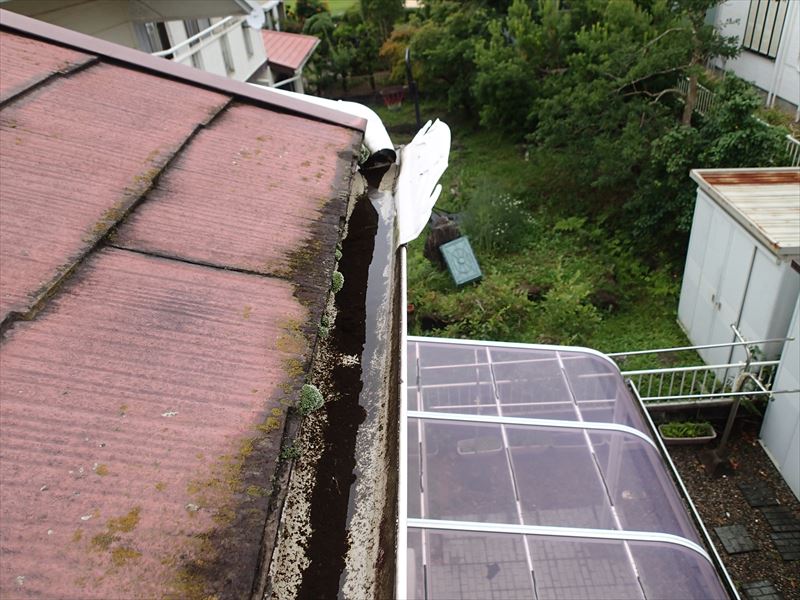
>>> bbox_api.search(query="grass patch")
[379,100,699,369]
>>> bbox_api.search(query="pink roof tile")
[0,32,94,103]
[0,248,304,598]
[114,103,360,274]
[261,30,320,72]
[0,62,228,322]
[0,13,362,599]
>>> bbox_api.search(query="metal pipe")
[638,389,771,402]
[629,381,741,600]
[607,336,792,358]
[622,360,779,376]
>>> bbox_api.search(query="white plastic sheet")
[396,119,451,247]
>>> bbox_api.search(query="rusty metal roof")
[261,30,320,72]
[0,13,362,599]
[691,168,800,257]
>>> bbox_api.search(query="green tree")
[630,76,790,247]
[360,0,404,41]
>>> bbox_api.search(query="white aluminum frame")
[407,409,658,450]
[406,518,711,563]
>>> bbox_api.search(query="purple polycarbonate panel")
[0,32,93,102]
[114,102,361,274]
[526,536,643,600]
[527,535,644,600]
[589,431,701,541]
[0,248,305,599]
[418,341,485,367]
[407,530,425,600]
[504,426,616,530]
[560,351,649,432]
[407,340,418,387]
[410,419,518,523]
[421,530,533,600]
[490,349,573,414]
[408,418,421,518]
[632,542,728,600]
[0,61,228,321]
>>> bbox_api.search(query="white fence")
[677,76,716,115]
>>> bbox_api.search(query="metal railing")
[677,76,716,115]
[151,16,241,65]
[611,328,792,408]
[785,134,800,167]
[622,360,778,407]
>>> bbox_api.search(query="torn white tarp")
[396,119,451,246]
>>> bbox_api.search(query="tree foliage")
[401,0,794,254]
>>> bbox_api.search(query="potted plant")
[658,421,717,446]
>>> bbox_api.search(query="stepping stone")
[770,531,800,561]
[760,506,800,533]
[738,482,779,507]
[741,580,784,600]
[715,524,757,554]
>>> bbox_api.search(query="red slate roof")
[261,30,320,72]
[0,10,362,600]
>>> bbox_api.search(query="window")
[742,0,790,59]
[133,22,172,56]
[241,23,254,58]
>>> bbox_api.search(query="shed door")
[695,205,753,367]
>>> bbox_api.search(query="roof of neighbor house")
[691,168,800,257]
[261,29,320,72]
[0,9,363,600]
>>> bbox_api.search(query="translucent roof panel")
[400,337,735,600]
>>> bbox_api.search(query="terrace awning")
[399,336,738,599]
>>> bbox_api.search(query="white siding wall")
[678,189,800,367]
[3,0,138,47]
[713,0,800,108]
[760,298,800,500]
[165,18,266,82]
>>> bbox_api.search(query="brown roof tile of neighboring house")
[261,30,320,72]
[0,10,362,599]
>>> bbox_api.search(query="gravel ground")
[669,419,800,600]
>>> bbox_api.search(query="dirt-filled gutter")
[266,161,401,599]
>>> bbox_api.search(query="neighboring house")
[1,0,317,91]
[0,9,367,598]
[709,0,800,117]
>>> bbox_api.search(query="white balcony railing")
[152,16,242,65]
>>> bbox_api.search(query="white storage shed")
[678,168,800,368]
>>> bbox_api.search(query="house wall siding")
[713,0,800,108]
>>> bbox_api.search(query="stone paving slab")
[741,580,785,600]
[770,531,800,561]
[715,524,758,554]
[760,506,800,533]
[738,482,780,507]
